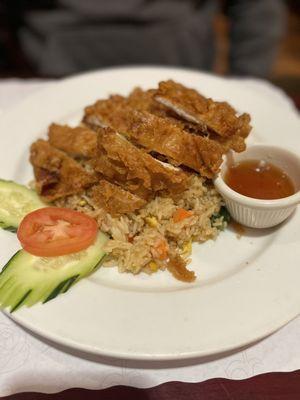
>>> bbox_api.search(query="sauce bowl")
[214,145,300,228]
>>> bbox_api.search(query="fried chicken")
[166,253,196,283]
[130,86,249,153]
[209,132,246,153]
[48,123,97,158]
[92,128,189,199]
[84,95,128,130]
[30,139,97,201]
[127,111,224,177]
[85,104,223,177]
[84,88,187,129]
[89,180,146,217]
[126,88,156,111]
[154,80,251,139]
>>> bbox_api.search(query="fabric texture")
[19,0,285,77]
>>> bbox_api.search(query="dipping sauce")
[225,160,295,200]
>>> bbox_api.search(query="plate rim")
[1,66,300,361]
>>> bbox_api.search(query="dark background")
[215,1,300,102]
[0,0,299,106]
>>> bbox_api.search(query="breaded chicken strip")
[48,123,97,158]
[127,111,224,177]
[126,87,248,153]
[84,103,223,177]
[89,180,146,217]
[92,128,189,200]
[154,80,251,138]
[84,94,127,130]
[30,139,97,201]
[126,88,198,130]
[84,88,186,129]
[127,87,169,116]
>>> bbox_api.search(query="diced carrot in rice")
[151,238,169,260]
[173,208,193,223]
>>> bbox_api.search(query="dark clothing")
[20,0,286,77]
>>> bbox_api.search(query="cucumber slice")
[0,232,108,312]
[0,179,46,232]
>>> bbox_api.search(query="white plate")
[0,67,300,361]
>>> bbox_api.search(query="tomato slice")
[17,207,98,257]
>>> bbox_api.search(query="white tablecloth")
[0,78,299,397]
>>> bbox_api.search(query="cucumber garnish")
[0,179,46,231]
[0,232,108,312]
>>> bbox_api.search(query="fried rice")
[54,175,226,280]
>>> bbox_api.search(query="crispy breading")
[92,128,189,199]
[84,88,175,128]
[48,123,97,158]
[85,105,223,177]
[84,95,128,130]
[89,180,146,217]
[127,111,224,177]
[30,139,97,201]
[155,80,252,138]
[166,253,196,283]
[127,87,249,153]
[127,87,169,116]
[210,132,246,153]
[127,88,156,111]
[128,88,200,131]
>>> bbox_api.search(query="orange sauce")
[231,220,245,236]
[225,160,295,200]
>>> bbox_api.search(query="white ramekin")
[214,145,300,228]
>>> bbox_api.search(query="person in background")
[18,0,286,78]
